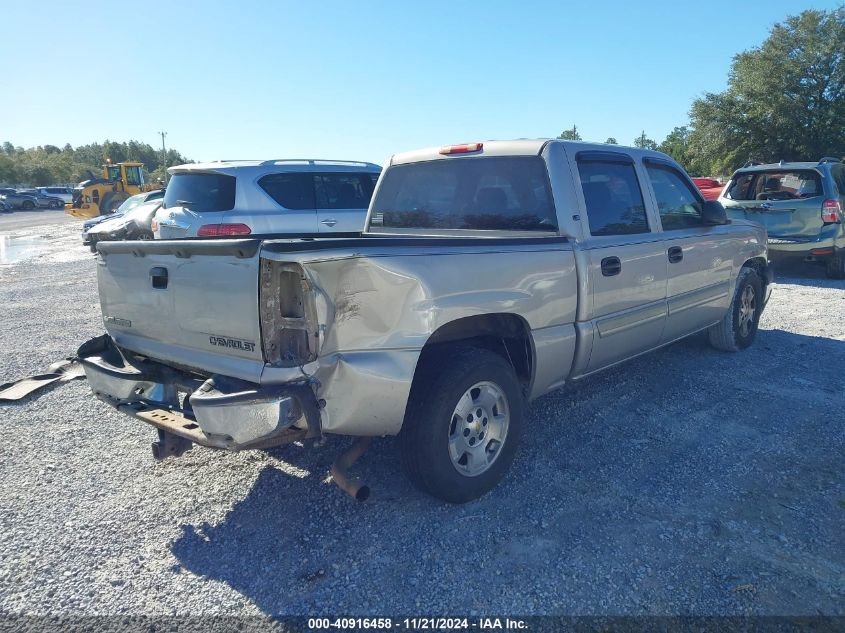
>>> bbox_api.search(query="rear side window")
[578,160,649,236]
[163,173,236,211]
[645,164,702,230]
[370,157,557,232]
[258,173,315,210]
[315,173,375,209]
[726,170,822,201]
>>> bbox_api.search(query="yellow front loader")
[65,162,159,219]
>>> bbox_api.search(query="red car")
[692,177,724,201]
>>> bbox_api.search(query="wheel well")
[742,256,768,284]
[419,314,534,394]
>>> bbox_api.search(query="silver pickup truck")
[79,140,772,503]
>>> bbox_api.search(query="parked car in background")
[691,177,724,200]
[719,157,845,278]
[81,140,771,503]
[0,191,40,210]
[0,188,16,196]
[0,200,10,213]
[37,186,73,204]
[81,190,165,247]
[86,200,161,251]
[17,189,65,209]
[153,159,381,239]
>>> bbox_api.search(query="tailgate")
[96,239,265,382]
[726,197,825,238]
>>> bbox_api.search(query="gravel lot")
[1,216,843,618]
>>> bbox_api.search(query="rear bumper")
[77,336,319,450]
[766,226,842,255]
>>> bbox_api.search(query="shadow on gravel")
[771,258,845,289]
[169,328,845,616]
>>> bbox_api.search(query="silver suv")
[153,159,381,239]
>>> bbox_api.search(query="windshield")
[370,157,557,232]
[725,170,822,201]
[163,172,236,211]
[116,193,148,214]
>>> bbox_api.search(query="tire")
[825,250,845,279]
[22,200,34,210]
[49,199,61,209]
[99,192,128,215]
[399,345,524,503]
[708,266,763,351]
[134,230,154,240]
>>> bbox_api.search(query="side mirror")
[702,200,729,225]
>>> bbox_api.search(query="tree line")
[0,140,189,187]
[558,6,845,176]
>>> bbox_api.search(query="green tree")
[605,137,618,145]
[634,131,658,150]
[558,125,582,141]
[689,7,845,174]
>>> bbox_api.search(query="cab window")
[645,164,702,230]
[577,159,649,236]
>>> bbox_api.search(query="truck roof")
[389,139,673,165]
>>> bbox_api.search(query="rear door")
[722,169,826,238]
[96,240,265,381]
[643,159,733,343]
[315,172,377,232]
[574,152,668,373]
[231,171,317,235]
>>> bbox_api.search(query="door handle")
[600,256,622,277]
[668,246,684,263]
[150,266,168,289]
[320,219,338,227]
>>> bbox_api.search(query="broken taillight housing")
[822,199,842,223]
[259,261,320,367]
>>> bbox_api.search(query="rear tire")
[708,266,763,352]
[99,192,128,215]
[399,345,524,503]
[825,250,845,279]
[49,199,61,209]
[22,200,34,210]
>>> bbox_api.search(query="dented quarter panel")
[259,241,578,435]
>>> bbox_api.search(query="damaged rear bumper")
[77,335,320,450]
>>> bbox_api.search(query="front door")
[643,160,733,343]
[576,153,668,373]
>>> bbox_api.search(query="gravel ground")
[0,218,843,618]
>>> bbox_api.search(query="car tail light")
[439,142,483,155]
[197,223,252,237]
[150,218,159,232]
[822,199,842,223]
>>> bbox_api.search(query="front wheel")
[22,200,35,210]
[709,266,763,351]
[399,346,524,503]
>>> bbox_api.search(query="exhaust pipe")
[331,437,371,501]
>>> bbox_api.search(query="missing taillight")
[259,261,319,366]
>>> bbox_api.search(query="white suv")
[37,186,73,203]
[153,159,381,239]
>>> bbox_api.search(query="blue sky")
[1,0,842,165]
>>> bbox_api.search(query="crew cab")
[79,140,772,503]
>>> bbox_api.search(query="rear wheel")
[825,249,845,279]
[99,192,128,214]
[21,200,35,210]
[399,346,524,503]
[49,199,61,209]
[134,230,154,240]
[708,266,763,351]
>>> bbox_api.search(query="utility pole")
[159,131,168,184]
